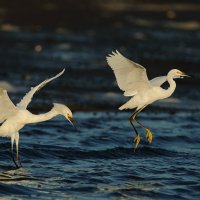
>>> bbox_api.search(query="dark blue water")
[0,111,199,199]
[0,0,200,199]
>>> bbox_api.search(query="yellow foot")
[134,134,140,150]
[146,128,153,143]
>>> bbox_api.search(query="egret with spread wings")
[0,69,74,168]
[106,51,189,149]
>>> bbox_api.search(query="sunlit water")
[0,111,199,199]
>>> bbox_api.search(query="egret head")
[53,103,74,125]
[169,69,190,79]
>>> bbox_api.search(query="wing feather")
[106,50,151,96]
[150,76,167,87]
[17,69,65,109]
[0,88,18,122]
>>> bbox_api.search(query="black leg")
[132,107,153,144]
[129,109,141,134]
[132,107,147,130]
[129,115,139,136]
[129,110,141,150]
[134,118,146,130]
[15,132,22,168]
[10,148,19,168]
[17,156,23,167]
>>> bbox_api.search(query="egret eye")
[67,114,71,118]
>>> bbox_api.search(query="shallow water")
[0,111,199,199]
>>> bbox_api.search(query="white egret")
[106,50,190,149]
[0,69,74,168]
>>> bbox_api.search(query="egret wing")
[106,51,151,96]
[17,69,65,109]
[150,76,167,87]
[0,81,16,92]
[0,88,18,122]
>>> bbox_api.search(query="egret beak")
[180,72,191,77]
[68,116,76,126]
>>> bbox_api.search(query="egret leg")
[145,128,153,144]
[129,112,140,150]
[134,118,153,143]
[133,109,153,144]
[15,132,22,167]
[10,137,19,168]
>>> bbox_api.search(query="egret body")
[0,69,74,168]
[107,51,189,149]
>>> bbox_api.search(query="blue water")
[0,111,199,199]
[0,0,200,199]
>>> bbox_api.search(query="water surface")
[0,0,200,199]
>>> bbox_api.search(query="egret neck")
[165,73,177,98]
[27,108,58,124]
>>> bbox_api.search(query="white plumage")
[17,69,65,109]
[150,76,167,87]
[0,69,74,168]
[107,50,151,97]
[106,50,190,149]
